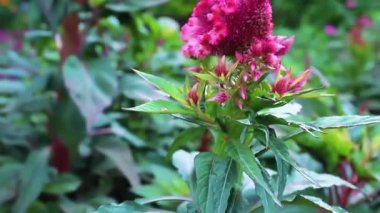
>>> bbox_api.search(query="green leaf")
[275,156,289,199]
[284,168,356,195]
[59,198,95,213]
[124,100,194,115]
[94,201,155,213]
[188,72,217,82]
[177,201,198,213]
[95,137,140,187]
[43,174,81,195]
[121,74,167,102]
[194,153,238,213]
[0,80,25,94]
[111,122,145,147]
[0,164,22,204]
[267,136,318,186]
[63,56,118,131]
[106,0,169,12]
[12,148,50,213]
[311,115,380,129]
[283,115,380,140]
[226,189,247,213]
[136,195,192,205]
[256,185,279,213]
[133,69,185,104]
[300,195,348,213]
[167,127,205,159]
[224,142,280,205]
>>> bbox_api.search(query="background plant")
[0,0,379,213]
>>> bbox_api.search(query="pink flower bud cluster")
[237,36,295,80]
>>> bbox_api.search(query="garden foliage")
[0,0,380,213]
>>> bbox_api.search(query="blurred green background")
[0,0,379,212]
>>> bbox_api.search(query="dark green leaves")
[12,149,50,213]
[226,189,247,213]
[225,142,280,205]
[63,56,118,131]
[43,174,81,195]
[194,153,238,213]
[95,201,155,213]
[300,195,348,213]
[95,138,140,187]
[0,164,22,204]
[106,0,169,12]
[267,136,317,185]
[285,168,355,195]
[167,127,205,159]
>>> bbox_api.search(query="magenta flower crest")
[181,0,273,58]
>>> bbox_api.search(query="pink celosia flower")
[324,25,337,36]
[181,0,273,58]
[272,68,312,96]
[345,0,357,9]
[208,90,230,104]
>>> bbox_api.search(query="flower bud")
[277,36,295,55]
[289,68,312,92]
[264,53,280,69]
[187,83,199,105]
[184,66,202,73]
[242,72,250,82]
[252,69,263,81]
[208,90,229,104]
[272,76,290,96]
[215,56,228,77]
[239,87,247,100]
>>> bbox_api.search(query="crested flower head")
[181,0,273,58]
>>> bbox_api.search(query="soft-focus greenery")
[0,0,379,212]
